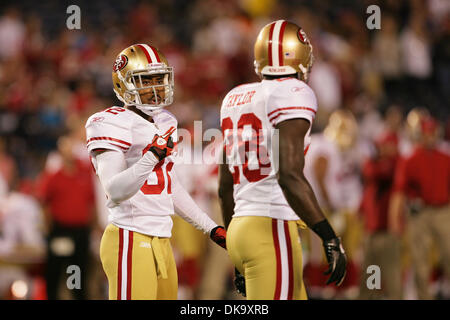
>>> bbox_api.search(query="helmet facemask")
[114,63,174,115]
[298,50,314,82]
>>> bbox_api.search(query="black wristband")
[311,219,336,242]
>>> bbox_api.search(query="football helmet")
[324,109,358,151]
[112,44,174,115]
[254,20,314,81]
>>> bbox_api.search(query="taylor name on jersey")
[220,77,317,221]
[85,106,178,237]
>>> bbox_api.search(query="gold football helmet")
[324,109,358,151]
[254,20,314,81]
[112,43,174,114]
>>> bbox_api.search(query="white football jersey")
[220,78,317,220]
[85,106,178,237]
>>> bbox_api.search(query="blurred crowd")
[0,0,449,299]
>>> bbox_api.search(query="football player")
[85,44,226,300]
[218,20,347,300]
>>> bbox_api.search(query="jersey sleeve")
[85,110,132,154]
[266,80,318,127]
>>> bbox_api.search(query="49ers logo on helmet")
[297,28,309,44]
[113,55,128,72]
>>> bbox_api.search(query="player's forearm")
[172,176,217,234]
[276,119,337,241]
[97,151,159,204]
[278,171,326,227]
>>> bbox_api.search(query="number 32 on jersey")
[141,145,174,195]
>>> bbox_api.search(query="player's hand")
[323,237,347,286]
[210,226,227,249]
[234,268,246,297]
[148,127,176,161]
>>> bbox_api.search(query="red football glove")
[210,226,227,249]
[147,126,176,161]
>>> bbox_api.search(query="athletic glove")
[323,237,347,286]
[234,268,246,297]
[210,226,227,249]
[147,126,176,161]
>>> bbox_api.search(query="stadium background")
[0,0,448,300]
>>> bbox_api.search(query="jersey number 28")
[222,113,271,184]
